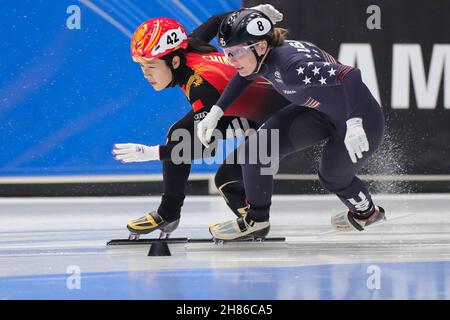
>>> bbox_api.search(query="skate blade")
[212,236,265,245]
[107,237,285,246]
[317,212,416,237]
[158,231,170,239]
[128,233,141,240]
[127,229,171,240]
[209,235,285,245]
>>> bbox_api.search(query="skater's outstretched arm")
[190,12,231,43]
[190,4,283,43]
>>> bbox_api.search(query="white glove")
[250,4,283,24]
[344,118,369,163]
[112,143,159,163]
[197,105,224,148]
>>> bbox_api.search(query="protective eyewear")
[223,42,261,59]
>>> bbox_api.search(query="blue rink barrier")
[0,0,240,177]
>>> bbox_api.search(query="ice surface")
[1,194,449,299]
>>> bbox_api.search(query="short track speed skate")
[127,210,179,240]
[331,206,386,232]
[209,216,270,241]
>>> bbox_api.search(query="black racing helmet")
[218,9,274,48]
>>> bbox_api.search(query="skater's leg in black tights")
[157,160,189,222]
[240,106,332,222]
[318,92,384,217]
[215,151,247,217]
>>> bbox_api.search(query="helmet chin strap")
[249,45,271,74]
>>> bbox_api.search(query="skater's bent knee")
[214,166,228,188]
[318,171,353,193]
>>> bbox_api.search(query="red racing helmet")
[131,17,188,63]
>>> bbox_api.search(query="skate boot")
[209,215,270,241]
[127,210,179,239]
[331,206,386,232]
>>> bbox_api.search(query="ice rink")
[1,194,450,300]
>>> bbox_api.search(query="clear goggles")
[222,42,261,59]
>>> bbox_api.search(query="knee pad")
[214,165,228,189]
[215,163,242,188]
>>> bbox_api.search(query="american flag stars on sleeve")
[287,40,354,86]
[295,61,340,86]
